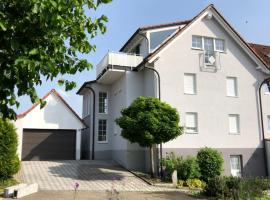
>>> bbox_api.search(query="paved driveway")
[20,160,164,191]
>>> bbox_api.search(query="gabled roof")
[137,4,270,73]
[17,89,86,127]
[249,43,270,68]
[76,80,97,95]
[119,20,191,52]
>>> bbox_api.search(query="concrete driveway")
[20,160,163,191]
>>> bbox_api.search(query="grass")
[0,178,18,193]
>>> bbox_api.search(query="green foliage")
[178,180,185,187]
[178,156,200,181]
[204,176,270,199]
[0,0,111,119]
[185,178,204,188]
[161,152,200,181]
[115,97,183,147]
[197,147,224,182]
[0,119,20,179]
[0,178,17,192]
[161,152,183,181]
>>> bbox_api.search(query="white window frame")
[184,73,197,95]
[264,83,270,94]
[267,116,270,133]
[185,112,198,134]
[98,92,108,114]
[226,77,238,97]
[191,35,226,53]
[192,35,203,50]
[98,119,108,143]
[230,155,242,177]
[229,114,240,135]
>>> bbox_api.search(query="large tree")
[0,0,111,119]
[116,96,183,177]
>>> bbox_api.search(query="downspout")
[85,86,96,160]
[258,77,270,176]
[138,32,163,177]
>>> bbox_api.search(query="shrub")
[204,176,270,199]
[185,178,204,188]
[0,118,20,179]
[197,147,223,182]
[178,156,200,180]
[161,152,183,181]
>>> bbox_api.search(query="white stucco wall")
[15,92,85,160]
[152,15,268,149]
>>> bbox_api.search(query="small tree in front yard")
[115,96,183,177]
[0,118,20,179]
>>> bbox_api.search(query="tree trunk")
[150,145,155,177]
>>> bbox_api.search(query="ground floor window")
[230,155,242,177]
[98,119,107,143]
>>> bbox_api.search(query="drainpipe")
[138,32,163,178]
[85,86,96,160]
[258,77,270,177]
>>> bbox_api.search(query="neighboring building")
[15,89,85,161]
[77,4,270,176]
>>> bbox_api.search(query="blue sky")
[16,0,270,116]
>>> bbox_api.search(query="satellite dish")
[208,56,215,64]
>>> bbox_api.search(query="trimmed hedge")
[197,147,224,182]
[0,118,20,179]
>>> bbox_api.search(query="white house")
[77,4,270,176]
[15,89,85,161]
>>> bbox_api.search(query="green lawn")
[0,178,17,193]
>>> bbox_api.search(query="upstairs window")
[226,77,238,97]
[185,112,198,134]
[98,119,107,142]
[184,73,196,94]
[215,39,225,52]
[229,114,240,134]
[204,38,215,64]
[99,92,108,114]
[192,36,203,49]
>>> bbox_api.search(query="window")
[230,155,242,177]
[185,112,198,133]
[98,119,107,142]
[99,92,108,114]
[226,77,238,97]
[150,28,177,51]
[204,38,215,64]
[184,73,196,94]
[229,114,240,134]
[192,36,202,49]
[83,93,90,117]
[264,83,270,94]
[268,116,270,133]
[215,39,225,52]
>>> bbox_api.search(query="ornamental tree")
[0,0,111,119]
[115,96,183,177]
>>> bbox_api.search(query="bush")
[197,147,223,182]
[204,176,270,199]
[178,156,200,180]
[178,180,184,187]
[161,152,183,181]
[185,178,204,188]
[0,118,20,179]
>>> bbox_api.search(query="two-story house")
[77,4,270,177]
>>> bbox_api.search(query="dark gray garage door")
[22,129,76,161]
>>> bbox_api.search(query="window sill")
[265,92,270,95]
[227,95,239,98]
[184,93,197,95]
[229,132,240,135]
[185,131,198,134]
[191,47,203,51]
[97,141,108,144]
[98,112,108,115]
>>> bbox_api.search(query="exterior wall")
[153,16,268,175]
[15,93,84,160]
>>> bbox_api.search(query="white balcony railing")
[96,52,144,77]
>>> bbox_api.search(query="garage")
[22,129,76,161]
[15,89,86,161]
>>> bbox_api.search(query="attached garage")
[15,89,86,161]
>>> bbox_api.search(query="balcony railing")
[96,51,144,77]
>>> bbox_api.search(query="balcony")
[96,52,144,84]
